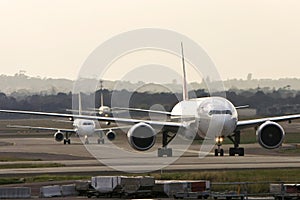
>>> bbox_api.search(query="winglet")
[181,42,189,101]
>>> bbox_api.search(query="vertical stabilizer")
[100,93,104,107]
[100,80,104,107]
[78,93,82,116]
[181,42,189,101]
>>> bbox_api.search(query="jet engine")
[54,131,64,142]
[127,122,156,151]
[106,130,116,141]
[256,121,285,149]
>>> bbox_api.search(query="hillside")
[0,73,300,95]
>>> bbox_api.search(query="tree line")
[0,88,299,119]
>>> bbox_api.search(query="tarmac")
[0,133,299,177]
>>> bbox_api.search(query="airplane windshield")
[83,122,93,126]
[208,110,232,115]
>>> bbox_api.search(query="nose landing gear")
[214,131,245,156]
[84,135,89,144]
[214,136,224,156]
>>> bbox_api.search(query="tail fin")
[181,42,189,101]
[78,93,82,115]
[100,80,104,107]
[100,93,104,107]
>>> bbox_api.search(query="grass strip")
[0,163,64,169]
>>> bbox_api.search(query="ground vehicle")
[270,183,300,200]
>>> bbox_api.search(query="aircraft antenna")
[181,42,189,101]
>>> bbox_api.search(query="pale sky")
[0,0,300,82]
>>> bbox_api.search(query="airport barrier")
[91,176,155,195]
[270,183,300,199]
[0,187,31,199]
[38,177,300,199]
[40,185,61,198]
[153,180,210,198]
[61,184,78,196]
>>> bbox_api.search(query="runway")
[0,135,300,177]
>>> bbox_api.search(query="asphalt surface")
[0,134,299,177]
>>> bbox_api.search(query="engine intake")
[54,131,64,142]
[127,122,156,151]
[256,121,285,149]
[106,130,116,141]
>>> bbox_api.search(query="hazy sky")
[0,0,300,82]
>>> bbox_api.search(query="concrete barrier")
[0,187,31,199]
[154,180,210,197]
[40,185,61,198]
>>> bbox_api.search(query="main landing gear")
[157,131,175,157]
[214,131,244,156]
[63,139,71,144]
[228,131,244,156]
[63,133,71,144]
[97,131,105,144]
[97,138,105,144]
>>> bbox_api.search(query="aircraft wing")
[236,114,300,130]
[111,107,172,115]
[7,125,75,133]
[68,107,172,116]
[0,109,185,129]
[94,125,132,132]
[66,109,95,115]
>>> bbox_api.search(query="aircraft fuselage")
[73,119,95,136]
[171,97,238,138]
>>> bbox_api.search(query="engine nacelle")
[256,121,285,149]
[54,131,64,142]
[106,130,116,141]
[127,122,156,151]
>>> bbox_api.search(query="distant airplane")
[1,43,299,156]
[96,80,113,118]
[78,80,171,119]
[7,93,117,145]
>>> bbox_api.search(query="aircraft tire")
[229,148,235,156]
[214,149,218,156]
[238,148,244,156]
[220,149,224,156]
[157,148,163,157]
[167,148,172,157]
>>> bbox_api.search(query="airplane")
[71,80,171,119]
[0,43,299,156]
[6,93,117,145]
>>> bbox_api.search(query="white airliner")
[1,44,300,156]
[7,94,117,145]
[82,81,168,118]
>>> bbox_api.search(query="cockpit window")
[208,110,232,115]
[83,122,93,126]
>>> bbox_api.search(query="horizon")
[1,70,300,83]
